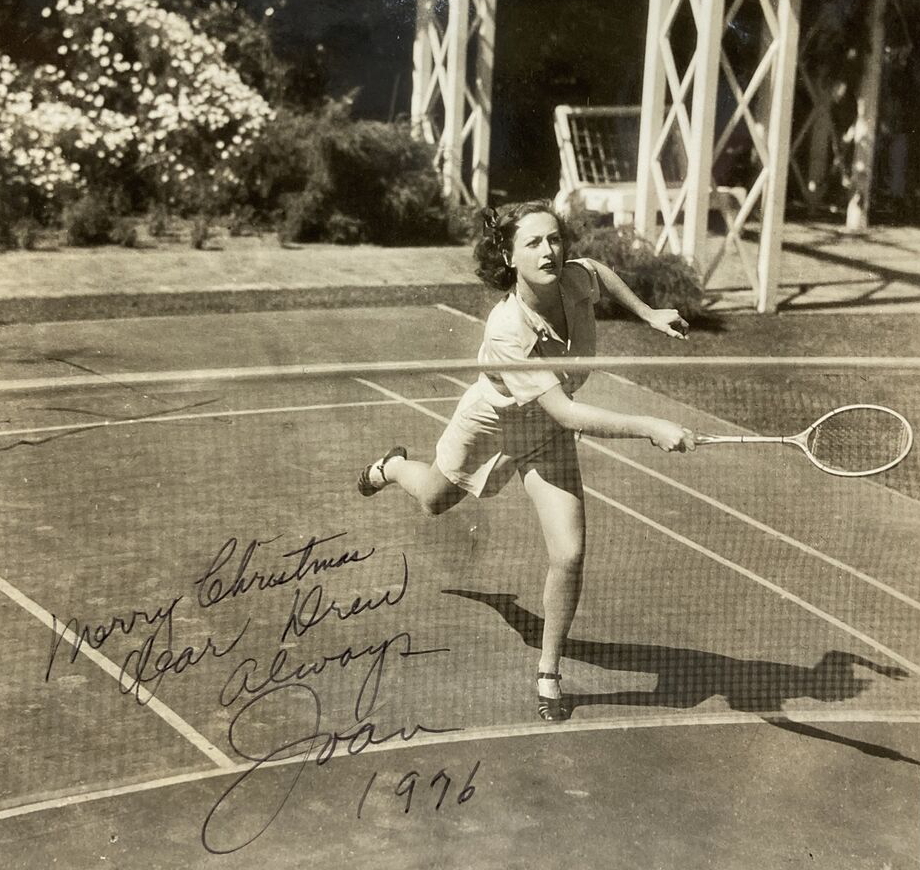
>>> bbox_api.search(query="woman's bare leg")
[522,464,586,703]
[384,457,467,516]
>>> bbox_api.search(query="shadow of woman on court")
[442,589,919,766]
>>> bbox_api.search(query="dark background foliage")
[2,0,919,246]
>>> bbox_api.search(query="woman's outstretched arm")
[580,257,689,340]
[537,386,695,452]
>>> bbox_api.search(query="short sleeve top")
[476,259,601,409]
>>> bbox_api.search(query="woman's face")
[509,211,564,289]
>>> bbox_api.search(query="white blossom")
[2,0,274,205]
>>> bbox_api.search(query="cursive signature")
[201,682,461,854]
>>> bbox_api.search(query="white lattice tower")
[635,0,801,312]
[411,0,496,205]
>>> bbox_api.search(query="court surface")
[1,305,918,869]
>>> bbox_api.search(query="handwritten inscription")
[42,530,463,854]
[280,552,408,642]
[357,761,481,818]
[202,683,461,854]
[194,534,376,609]
[46,595,182,682]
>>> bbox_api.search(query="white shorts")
[435,385,581,498]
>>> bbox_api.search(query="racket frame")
[694,404,914,477]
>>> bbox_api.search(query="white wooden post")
[635,0,669,240]
[757,0,802,313]
[441,0,469,202]
[471,0,496,204]
[411,0,437,145]
[410,0,494,205]
[682,0,725,267]
[846,0,887,233]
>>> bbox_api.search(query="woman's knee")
[418,481,466,517]
[420,496,451,517]
[547,543,585,576]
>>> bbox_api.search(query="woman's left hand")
[646,308,689,340]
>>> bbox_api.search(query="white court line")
[438,368,920,617]
[3,375,918,821]
[14,369,914,616]
[352,378,453,424]
[3,706,919,821]
[0,575,235,769]
[437,373,474,390]
[0,396,460,439]
[583,439,920,614]
[3,355,920,393]
[2,350,914,819]
[434,303,484,324]
[582,484,920,676]
[356,378,920,678]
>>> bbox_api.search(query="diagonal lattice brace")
[411,0,495,205]
[636,0,802,312]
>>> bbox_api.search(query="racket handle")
[694,433,786,445]
[694,433,729,445]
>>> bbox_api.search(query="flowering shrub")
[1,55,87,216]
[1,0,273,222]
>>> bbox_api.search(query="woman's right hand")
[647,419,696,452]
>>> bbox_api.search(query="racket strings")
[807,407,912,474]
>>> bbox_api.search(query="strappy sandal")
[537,671,571,722]
[357,446,407,496]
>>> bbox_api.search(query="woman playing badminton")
[358,200,696,721]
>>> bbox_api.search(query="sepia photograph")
[1,0,919,867]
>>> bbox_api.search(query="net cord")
[4,356,920,394]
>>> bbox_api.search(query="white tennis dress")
[435,259,601,497]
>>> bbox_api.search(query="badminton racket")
[693,404,913,477]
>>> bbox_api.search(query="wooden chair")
[553,104,745,228]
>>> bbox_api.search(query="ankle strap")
[537,672,561,681]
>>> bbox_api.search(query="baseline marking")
[2,707,919,821]
[356,378,920,677]
[0,575,234,769]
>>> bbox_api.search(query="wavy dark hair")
[473,200,569,292]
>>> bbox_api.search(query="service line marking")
[0,396,460,439]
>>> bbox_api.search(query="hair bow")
[481,206,500,246]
